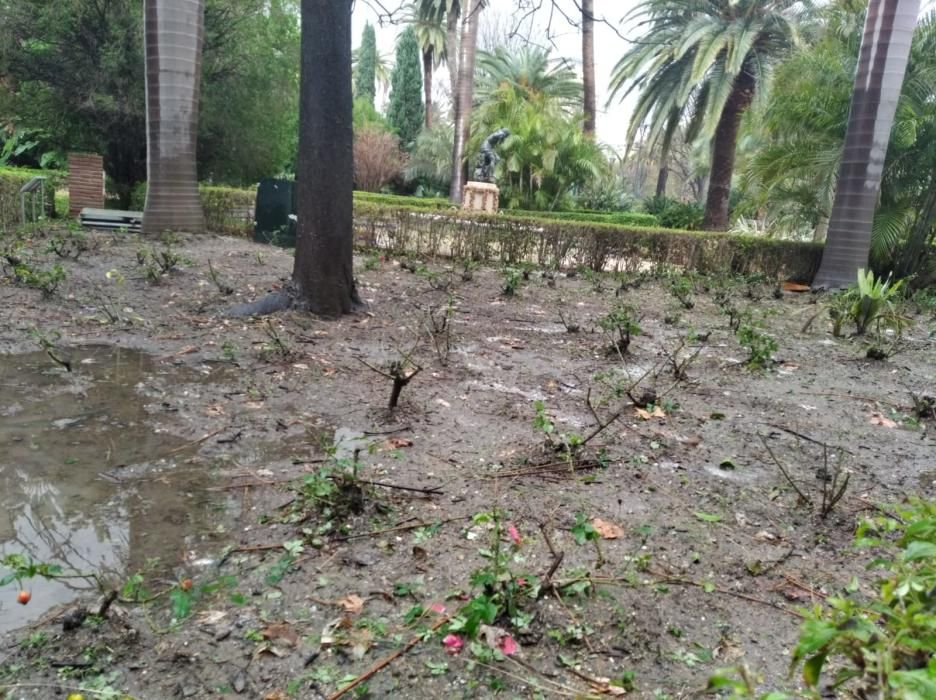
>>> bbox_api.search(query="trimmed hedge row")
[200,185,256,236]
[516,209,659,228]
[353,202,823,282]
[352,191,452,210]
[0,166,65,232]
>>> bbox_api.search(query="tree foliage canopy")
[0,0,300,199]
[387,26,425,149]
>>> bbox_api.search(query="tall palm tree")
[813,0,922,288]
[143,0,205,235]
[608,0,804,230]
[475,46,583,108]
[582,0,596,136]
[449,0,483,203]
[408,1,448,128]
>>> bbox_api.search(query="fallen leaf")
[320,617,352,647]
[205,404,225,416]
[261,622,298,648]
[635,406,666,420]
[338,594,365,615]
[254,643,289,658]
[754,530,777,542]
[381,437,413,450]
[196,610,227,626]
[782,281,811,292]
[591,518,624,539]
[868,412,897,428]
[263,691,287,700]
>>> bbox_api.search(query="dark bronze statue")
[473,128,510,183]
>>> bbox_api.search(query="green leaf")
[902,541,936,561]
[694,511,722,523]
[802,653,826,687]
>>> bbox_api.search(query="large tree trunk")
[702,70,755,231]
[448,0,482,203]
[143,0,205,235]
[423,48,434,129]
[813,0,921,288]
[445,7,460,109]
[582,0,596,137]
[293,0,358,316]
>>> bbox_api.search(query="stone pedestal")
[462,181,499,213]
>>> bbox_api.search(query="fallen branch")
[326,615,450,700]
[329,516,467,543]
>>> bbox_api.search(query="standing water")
[0,346,224,633]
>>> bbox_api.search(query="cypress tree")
[387,26,424,149]
[355,23,377,106]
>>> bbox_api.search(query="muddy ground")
[0,228,934,699]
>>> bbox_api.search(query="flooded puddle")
[0,346,225,633]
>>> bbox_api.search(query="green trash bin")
[253,178,296,247]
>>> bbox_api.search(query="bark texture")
[448,0,482,203]
[702,70,756,231]
[143,0,205,235]
[814,0,921,288]
[423,49,434,129]
[293,0,359,316]
[582,0,596,137]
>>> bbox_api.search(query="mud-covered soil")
[1,229,934,699]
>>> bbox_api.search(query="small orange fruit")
[17,590,31,605]
[180,578,193,591]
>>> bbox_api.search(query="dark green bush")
[643,195,704,230]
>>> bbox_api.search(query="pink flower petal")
[442,634,464,654]
[507,523,521,545]
[498,635,518,656]
[515,577,527,586]
[429,602,446,614]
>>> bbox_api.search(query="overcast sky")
[352,0,641,154]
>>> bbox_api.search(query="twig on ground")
[325,615,450,700]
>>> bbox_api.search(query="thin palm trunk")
[423,48,434,129]
[813,0,921,288]
[656,158,669,197]
[446,8,460,105]
[293,0,358,315]
[143,0,205,235]
[582,0,596,136]
[702,71,756,230]
[449,0,482,203]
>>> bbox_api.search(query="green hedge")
[352,191,453,210]
[0,166,65,232]
[513,209,659,228]
[353,202,823,282]
[200,185,255,236]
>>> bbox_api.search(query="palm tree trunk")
[655,158,669,197]
[423,48,434,129]
[813,0,921,288]
[292,0,359,315]
[702,71,756,231]
[143,0,205,235]
[446,6,460,107]
[449,0,482,203]
[582,0,596,137]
